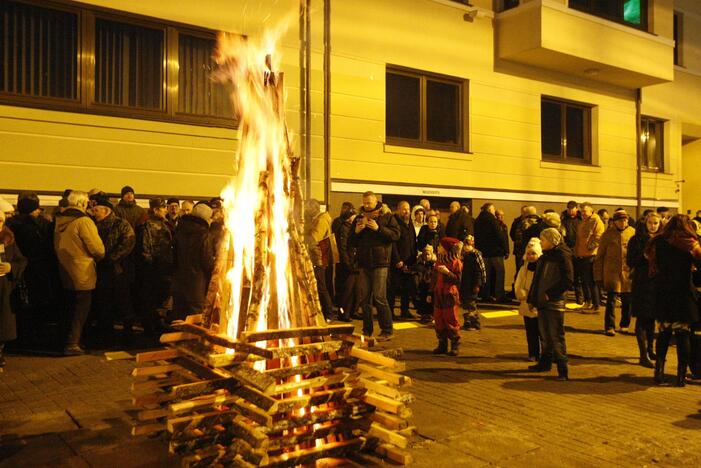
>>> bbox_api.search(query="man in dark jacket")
[560,201,582,303]
[445,201,474,241]
[510,206,535,278]
[136,198,174,335]
[389,201,417,320]
[93,195,136,346]
[113,186,147,229]
[474,203,509,302]
[172,202,216,320]
[349,191,400,340]
[336,212,362,321]
[6,193,61,347]
[332,202,355,308]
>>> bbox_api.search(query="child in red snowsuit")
[433,237,463,356]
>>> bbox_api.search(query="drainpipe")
[323,0,331,205]
[299,0,312,200]
[636,88,642,220]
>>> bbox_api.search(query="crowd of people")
[0,187,221,361]
[315,191,701,385]
[1,186,701,387]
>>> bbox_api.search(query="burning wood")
[131,28,414,466]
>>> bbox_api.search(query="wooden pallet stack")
[131,314,414,466]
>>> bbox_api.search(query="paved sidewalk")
[1,306,700,467]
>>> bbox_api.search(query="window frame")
[541,96,593,164]
[640,115,664,173]
[673,11,683,67]
[0,0,237,128]
[568,0,648,32]
[385,65,467,153]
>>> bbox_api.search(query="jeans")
[388,270,415,316]
[483,256,505,300]
[65,290,92,346]
[537,304,567,362]
[574,256,599,307]
[524,316,541,360]
[314,266,335,320]
[358,267,393,336]
[604,291,631,331]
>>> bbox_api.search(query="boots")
[676,330,690,388]
[556,360,569,381]
[447,335,460,356]
[528,355,552,372]
[654,329,671,385]
[461,313,472,331]
[636,330,654,368]
[433,331,448,355]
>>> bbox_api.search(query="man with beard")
[92,195,135,347]
[389,201,417,320]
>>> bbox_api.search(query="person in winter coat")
[304,199,335,321]
[445,202,474,241]
[561,201,583,304]
[389,201,417,320]
[474,203,508,302]
[54,191,105,355]
[574,202,606,312]
[515,238,543,362]
[93,196,136,345]
[646,214,701,387]
[414,244,436,324]
[332,202,355,307]
[136,198,174,335]
[626,212,661,368]
[113,186,147,229]
[6,193,61,347]
[459,235,486,331]
[349,191,400,341]
[595,210,636,336]
[432,237,463,356]
[0,212,28,367]
[411,205,425,238]
[527,228,574,381]
[510,206,536,285]
[417,214,441,253]
[172,202,217,320]
[336,212,362,321]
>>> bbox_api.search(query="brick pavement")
[1,306,700,467]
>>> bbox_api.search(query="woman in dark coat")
[417,214,441,253]
[647,214,701,386]
[626,212,661,368]
[0,213,28,367]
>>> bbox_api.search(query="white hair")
[67,190,89,207]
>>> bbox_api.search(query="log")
[263,356,357,379]
[264,340,345,360]
[266,420,358,451]
[241,324,355,343]
[367,422,408,448]
[369,411,409,431]
[265,438,363,467]
[357,363,410,387]
[351,347,405,371]
[269,371,356,395]
[173,341,240,368]
[375,443,413,465]
[273,386,367,414]
[160,332,198,344]
[361,392,408,417]
[359,378,413,403]
[135,349,179,363]
[268,401,374,433]
[132,364,180,377]
[171,378,240,401]
[227,365,276,393]
[379,348,404,359]
[171,322,272,359]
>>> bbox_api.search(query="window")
[541,97,592,163]
[0,0,236,127]
[673,11,682,66]
[386,67,465,151]
[641,116,664,172]
[569,0,647,30]
[499,0,520,11]
[0,1,78,100]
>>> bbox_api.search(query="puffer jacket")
[54,208,105,290]
[527,243,574,310]
[574,213,605,258]
[349,212,400,269]
[137,215,174,268]
[96,212,135,274]
[594,225,635,293]
[515,263,538,318]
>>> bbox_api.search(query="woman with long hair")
[646,214,701,386]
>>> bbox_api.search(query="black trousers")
[604,291,631,330]
[537,304,567,362]
[483,256,505,300]
[573,256,599,307]
[388,270,415,316]
[65,290,92,346]
[339,271,363,319]
[314,266,334,319]
[334,263,351,307]
[524,316,541,360]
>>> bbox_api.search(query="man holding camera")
[349,191,400,341]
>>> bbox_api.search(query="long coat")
[574,214,605,258]
[172,215,216,319]
[0,227,28,342]
[594,225,635,293]
[649,236,700,324]
[54,208,106,291]
[626,231,655,319]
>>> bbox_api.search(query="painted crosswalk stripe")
[480,310,519,319]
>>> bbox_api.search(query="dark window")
[178,34,233,117]
[541,97,592,163]
[673,12,682,66]
[641,116,664,172]
[0,1,78,100]
[386,67,465,151]
[569,0,647,30]
[95,19,164,109]
[501,0,520,11]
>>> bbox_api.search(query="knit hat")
[523,237,543,260]
[94,195,113,210]
[613,209,628,221]
[17,197,40,215]
[166,198,180,206]
[440,236,461,251]
[149,197,166,209]
[0,198,13,213]
[121,185,135,197]
[540,227,563,247]
[542,212,561,228]
[192,201,213,221]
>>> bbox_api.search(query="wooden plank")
[171,322,272,359]
[263,356,357,379]
[264,340,346,360]
[137,408,168,421]
[173,341,240,369]
[265,438,363,467]
[160,331,199,344]
[359,377,413,403]
[367,422,408,448]
[269,371,356,395]
[375,443,414,465]
[131,422,166,436]
[184,314,203,324]
[171,378,240,401]
[132,364,179,377]
[361,392,407,416]
[135,349,179,363]
[357,363,410,387]
[227,365,276,393]
[168,395,272,427]
[131,376,183,393]
[241,324,355,343]
[369,411,409,431]
[273,386,367,414]
[351,347,405,371]
[268,402,373,433]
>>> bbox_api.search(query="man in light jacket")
[54,191,105,355]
